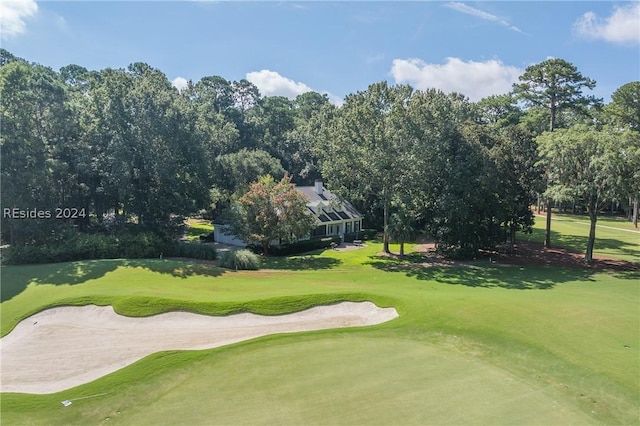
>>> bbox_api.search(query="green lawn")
[524,212,640,263]
[183,218,213,241]
[1,218,639,425]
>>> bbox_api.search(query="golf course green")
[1,215,638,425]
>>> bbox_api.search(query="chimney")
[314,179,323,195]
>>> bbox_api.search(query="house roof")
[296,184,363,222]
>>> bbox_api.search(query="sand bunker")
[0,302,398,394]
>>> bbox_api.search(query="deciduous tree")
[513,58,600,248]
[227,175,316,255]
[537,125,630,261]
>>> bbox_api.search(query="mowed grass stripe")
[117,337,595,426]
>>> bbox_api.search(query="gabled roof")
[296,184,363,221]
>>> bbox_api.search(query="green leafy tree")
[476,94,523,128]
[227,175,316,255]
[251,96,297,167]
[286,94,335,185]
[606,81,640,131]
[537,125,631,261]
[387,211,414,258]
[210,149,286,215]
[0,60,78,244]
[424,122,502,258]
[513,58,600,248]
[605,82,640,226]
[319,82,414,253]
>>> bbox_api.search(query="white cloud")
[390,57,522,102]
[0,0,38,40]
[246,69,313,99]
[574,3,640,45]
[445,2,525,34]
[323,91,344,107]
[245,69,344,106]
[171,76,189,91]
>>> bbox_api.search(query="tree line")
[1,48,638,261]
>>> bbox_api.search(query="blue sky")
[2,1,639,104]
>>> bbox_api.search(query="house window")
[354,220,361,232]
[346,222,352,233]
[313,225,327,237]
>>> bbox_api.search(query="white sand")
[0,302,398,394]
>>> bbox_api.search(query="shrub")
[219,249,261,270]
[258,236,342,256]
[117,232,168,259]
[170,241,217,260]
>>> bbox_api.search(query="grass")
[1,217,639,425]
[524,212,640,263]
[183,218,213,241]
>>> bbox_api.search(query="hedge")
[248,236,342,256]
[1,231,217,265]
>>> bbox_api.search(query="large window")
[354,220,361,232]
[312,225,327,237]
[346,221,352,233]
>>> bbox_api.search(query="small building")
[213,179,364,246]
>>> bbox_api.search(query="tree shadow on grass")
[0,258,226,303]
[262,255,342,271]
[526,228,640,263]
[365,253,597,290]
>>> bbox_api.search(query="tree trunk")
[383,199,390,254]
[399,240,405,258]
[509,222,516,252]
[545,100,556,250]
[585,210,598,263]
[262,240,269,256]
[633,196,638,229]
[545,197,552,248]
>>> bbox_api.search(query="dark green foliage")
[219,249,260,270]
[1,230,172,265]
[254,236,342,256]
[199,232,215,242]
[116,232,168,259]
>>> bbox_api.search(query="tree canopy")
[1,50,636,260]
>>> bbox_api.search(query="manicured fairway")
[1,219,639,425]
[527,212,640,262]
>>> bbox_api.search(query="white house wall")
[213,224,246,246]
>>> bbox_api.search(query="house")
[213,179,364,246]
